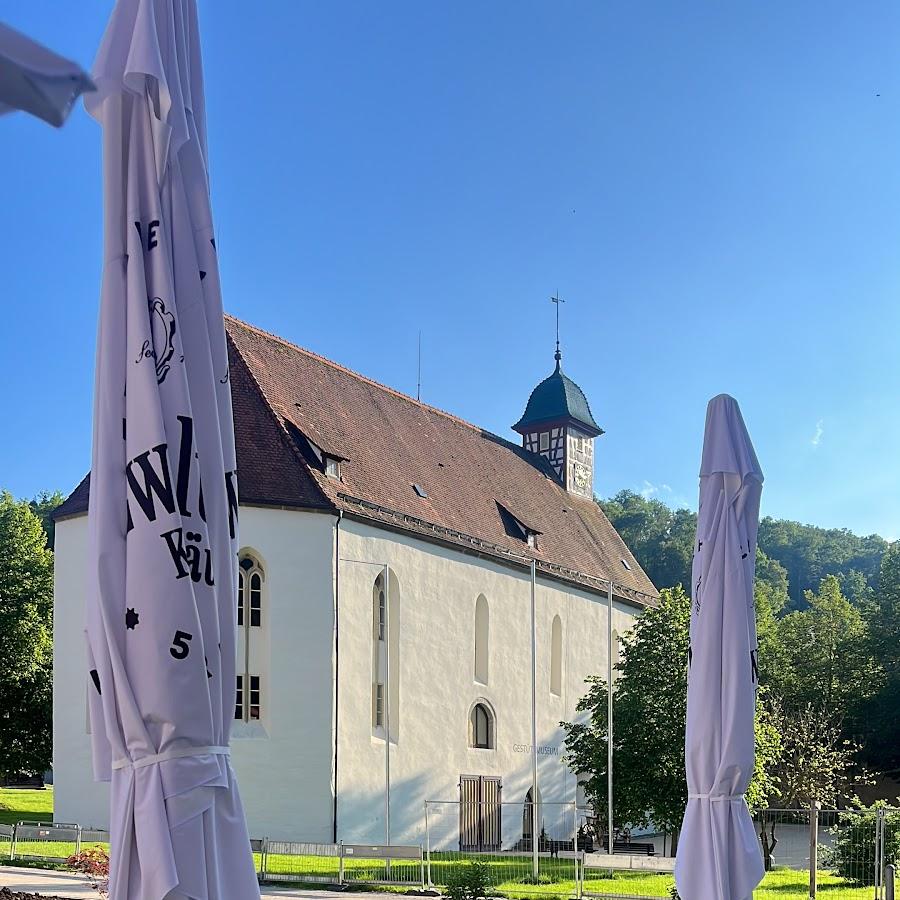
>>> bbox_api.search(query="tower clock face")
[573,462,591,490]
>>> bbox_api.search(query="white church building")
[52,315,657,846]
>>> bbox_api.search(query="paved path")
[0,866,395,899]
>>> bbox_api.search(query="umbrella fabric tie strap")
[688,793,745,801]
[112,745,230,771]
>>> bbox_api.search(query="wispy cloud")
[811,419,824,448]
[640,480,660,499]
[639,480,691,509]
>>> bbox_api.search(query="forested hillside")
[601,489,888,609]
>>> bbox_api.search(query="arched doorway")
[522,786,541,848]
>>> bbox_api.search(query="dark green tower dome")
[512,352,603,438]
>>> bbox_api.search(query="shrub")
[444,862,495,900]
[821,804,900,885]
[67,846,110,895]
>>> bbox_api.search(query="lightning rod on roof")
[551,292,565,363]
[417,330,422,402]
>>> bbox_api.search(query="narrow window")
[250,572,262,626]
[550,615,563,696]
[474,595,489,684]
[235,674,243,721]
[539,432,550,451]
[470,703,495,749]
[377,587,386,641]
[238,555,263,627]
[249,675,261,720]
[236,553,265,723]
[372,569,400,739]
[374,683,384,727]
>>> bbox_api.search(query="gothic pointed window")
[372,570,400,740]
[236,553,265,722]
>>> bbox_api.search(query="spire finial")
[551,292,565,365]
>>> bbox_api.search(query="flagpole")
[530,560,539,879]
[607,579,614,854]
[384,562,391,849]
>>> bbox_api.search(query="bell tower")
[512,305,603,498]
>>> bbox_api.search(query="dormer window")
[496,501,541,549]
[325,456,341,479]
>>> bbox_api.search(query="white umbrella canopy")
[84,1,259,898]
[674,394,765,900]
[0,21,94,126]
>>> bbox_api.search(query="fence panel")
[11,822,81,862]
[79,828,110,852]
[340,844,424,887]
[425,800,578,895]
[260,840,340,884]
[0,824,13,857]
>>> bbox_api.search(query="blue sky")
[3,1,900,538]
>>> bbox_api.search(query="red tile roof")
[55,315,658,605]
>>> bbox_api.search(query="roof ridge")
[225,313,514,443]
[226,329,335,512]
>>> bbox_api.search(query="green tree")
[858,542,900,769]
[757,518,886,610]
[0,492,54,779]
[767,575,879,716]
[599,491,696,590]
[29,490,64,551]
[756,700,865,870]
[563,586,781,855]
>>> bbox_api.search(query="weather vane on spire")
[551,292,565,363]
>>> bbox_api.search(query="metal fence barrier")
[424,800,579,895]
[10,822,85,862]
[1,806,895,898]
[255,840,423,887]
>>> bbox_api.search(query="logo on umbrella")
[134,297,178,384]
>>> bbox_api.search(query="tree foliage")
[563,587,781,844]
[756,518,886,610]
[29,490,64,551]
[600,490,896,771]
[0,491,54,778]
[857,542,900,769]
[599,491,887,608]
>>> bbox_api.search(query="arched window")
[469,702,495,749]
[550,615,563,696]
[236,553,265,722]
[474,594,489,684]
[238,555,263,627]
[372,569,400,740]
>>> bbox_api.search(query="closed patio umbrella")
[0,20,93,126]
[674,394,765,900]
[84,1,259,898]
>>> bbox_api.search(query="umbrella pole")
[607,580,614,854]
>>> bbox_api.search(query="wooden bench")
[613,840,655,856]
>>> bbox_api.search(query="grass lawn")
[0,787,53,826]
[0,789,895,899]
